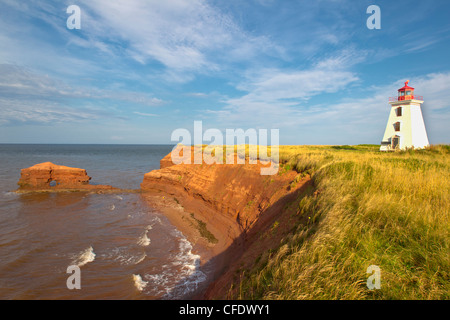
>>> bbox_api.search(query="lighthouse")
[380,80,429,151]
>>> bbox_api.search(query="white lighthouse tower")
[380,80,429,151]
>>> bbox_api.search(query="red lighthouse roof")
[398,80,414,91]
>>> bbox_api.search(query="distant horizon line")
[1,142,448,147]
[0,142,175,146]
[0,142,380,146]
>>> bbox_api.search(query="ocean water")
[0,144,208,300]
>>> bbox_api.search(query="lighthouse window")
[406,91,411,95]
[394,122,401,132]
[396,107,402,116]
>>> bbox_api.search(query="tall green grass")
[235,144,449,300]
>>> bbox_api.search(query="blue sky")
[0,0,449,145]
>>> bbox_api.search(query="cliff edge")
[141,149,312,298]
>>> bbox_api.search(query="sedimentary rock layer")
[17,162,115,191]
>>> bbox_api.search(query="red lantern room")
[389,80,423,102]
[398,80,414,100]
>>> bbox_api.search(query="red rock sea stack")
[17,162,115,191]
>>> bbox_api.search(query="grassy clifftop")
[233,144,449,299]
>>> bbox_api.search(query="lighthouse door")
[392,136,400,150]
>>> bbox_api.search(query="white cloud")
[0,64,165,125]
[233,68,358,102]
[76,0,280,75]
[0,64,164,106]
[203,53,360,129]
[411,73,450,111]
[133,112,158,117]
[186,92,208,98]
[78,0,222,70]
[0,98,103,125]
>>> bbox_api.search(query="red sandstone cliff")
[141,149,312,299]
[142,150,297,232]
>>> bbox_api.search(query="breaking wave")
[102,247,146,266]
[133,274,148,292]
[142,231,207,299]
[72,246,96,267]
[137,226,152,246]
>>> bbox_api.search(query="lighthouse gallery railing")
[389,95,423,102]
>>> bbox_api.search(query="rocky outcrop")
[17,162,115,191]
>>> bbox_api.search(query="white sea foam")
[103,247,146,265]
[110,204,116,211]
[137,226,152,246]
[170,236,207,297]
[137,231,151,246]
[135,252,147,265]
[146,273,170,288]
[72,246,96,267]
[114,195,123,201]
[143,231,206,299]
[152,216,162,224]
[2,192,19,200]
[133,274,148,292]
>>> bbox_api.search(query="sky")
[0,0,449,145]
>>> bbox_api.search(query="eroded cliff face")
[141,150,312,299]
[17,162,115,191]
[142,152,298,232]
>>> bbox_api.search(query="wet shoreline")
[140,192,241,299]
